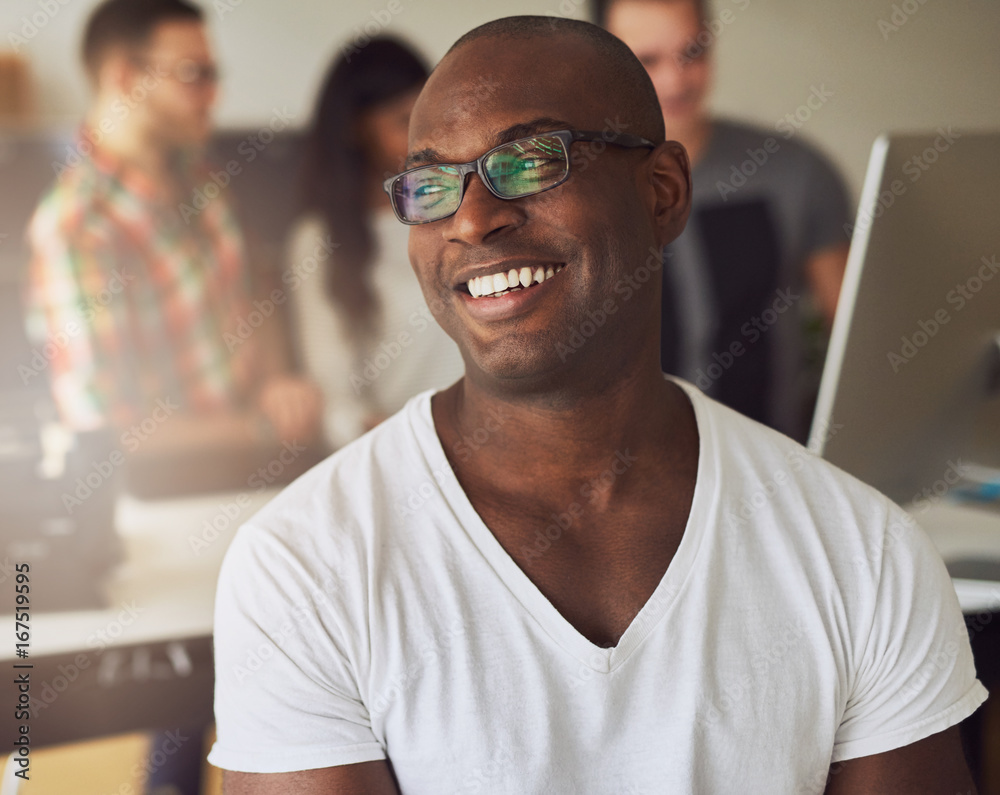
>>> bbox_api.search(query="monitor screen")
[809,130,1000,505]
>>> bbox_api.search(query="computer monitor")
[809,130,1000,505]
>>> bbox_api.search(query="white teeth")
[465,264,564,298]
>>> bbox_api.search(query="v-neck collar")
[412,377,720,672]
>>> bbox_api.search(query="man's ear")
[648,141,692,246]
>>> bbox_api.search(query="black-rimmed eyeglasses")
[383,129,657,225]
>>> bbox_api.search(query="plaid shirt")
[25,140,256,430]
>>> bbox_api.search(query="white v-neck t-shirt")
[209,380,986,793]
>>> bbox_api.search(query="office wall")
[1,0,998,196]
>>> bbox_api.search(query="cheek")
[684,62,711,97]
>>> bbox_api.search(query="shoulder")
[679,378,907,564]
[223,392,441,582]
[708,117,845,186]
[30,158,113,242]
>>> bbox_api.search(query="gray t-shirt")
[662,118,851,441]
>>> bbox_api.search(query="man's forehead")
[408,39,612,162]
[147,19,210,55]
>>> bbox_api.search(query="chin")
[463,331,575,392]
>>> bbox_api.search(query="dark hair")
[300,37,428,342]
[591,0,708,29]
[446,16,665,144]
[82,0,203,80]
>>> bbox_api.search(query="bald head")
[438,16,665,145]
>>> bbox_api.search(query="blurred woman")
[288,37,464,449]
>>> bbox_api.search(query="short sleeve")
[832,507,988,762]
[208,524,385,773]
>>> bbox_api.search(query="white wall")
[2,0,999,197]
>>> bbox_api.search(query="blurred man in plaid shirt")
[25,0,322,492]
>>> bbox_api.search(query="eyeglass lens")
[393,134,570,223]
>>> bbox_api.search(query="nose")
[443,172,525,245]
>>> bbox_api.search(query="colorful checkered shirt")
[25,140,255,430]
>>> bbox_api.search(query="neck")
[86,96,173,182]
[434,344,683,495]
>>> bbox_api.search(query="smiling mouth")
[463,264,565,298]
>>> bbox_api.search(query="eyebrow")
[403,117,575,169]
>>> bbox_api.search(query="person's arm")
[224,762,401,795]
[24,204,132,430]
[805,242,849,327]
[825,504,987,790]
[825,726,976,794]
[287,218,373,448]
[797,141,853,328]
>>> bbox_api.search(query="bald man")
[210,17,984,794]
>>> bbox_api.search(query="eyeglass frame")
[382,128,658,225]
[129,56,221,86]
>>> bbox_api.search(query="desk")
[909,500,1000,613]
[1,488,278,749]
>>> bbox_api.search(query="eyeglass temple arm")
[569,130,658,149]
